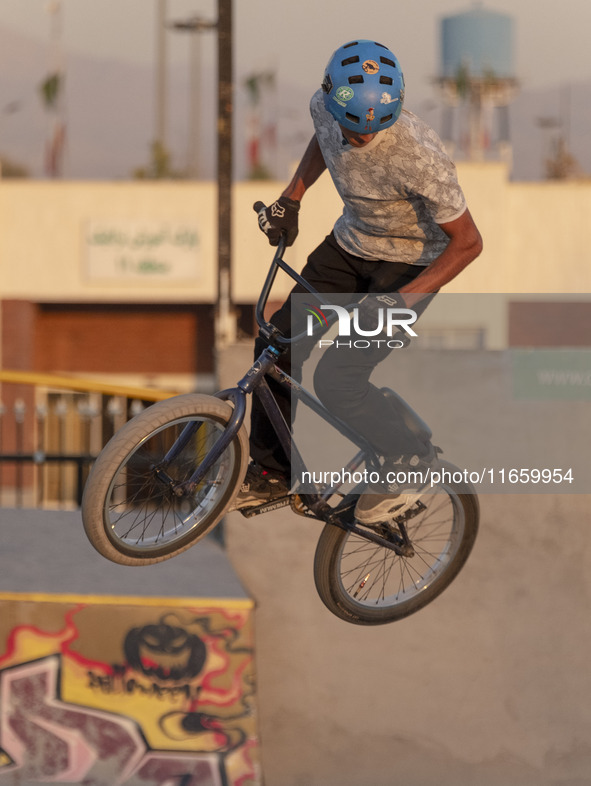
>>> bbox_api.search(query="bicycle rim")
[315,485,477,624]
[104,415,239,556]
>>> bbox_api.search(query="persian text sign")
[85,220,200,282]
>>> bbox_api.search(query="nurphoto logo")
[305,299,418,350]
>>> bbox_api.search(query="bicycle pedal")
[238,495,291,518]
[290,494,320,519]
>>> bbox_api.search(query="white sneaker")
[355,490,422,525]
[355,450,434,525]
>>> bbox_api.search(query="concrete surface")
[225,494,591,786]
[220,342,591,786]
[0,508,247,599]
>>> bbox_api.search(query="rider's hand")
[358,293,413,345]
[359,293,407,331]
[257,197,300,247]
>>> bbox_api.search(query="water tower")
[437,5,518,161]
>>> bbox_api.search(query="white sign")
[85,220,200,282]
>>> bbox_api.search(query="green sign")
[512,349,591,400]
[86,220,200,282]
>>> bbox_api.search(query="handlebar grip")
[253,201,266,213]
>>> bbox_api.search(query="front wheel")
[82,394,249,566]
[313,462,479,625]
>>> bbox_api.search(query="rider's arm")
[256,134,327,246]
[397,209,483,307]
[281,134,327,202]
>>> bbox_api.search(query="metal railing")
[0,371,179,510]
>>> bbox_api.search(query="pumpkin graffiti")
[0,597,260,785]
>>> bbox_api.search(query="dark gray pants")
[250,232,431,474]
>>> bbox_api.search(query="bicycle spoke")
[103,416,237,553]
[333,489,464,610]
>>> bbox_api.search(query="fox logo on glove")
[258,201,285,233]
[256,196,300,247]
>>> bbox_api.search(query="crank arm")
[328,517,410,557]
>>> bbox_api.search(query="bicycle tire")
[313,462,479,625]
[82,394,249,566]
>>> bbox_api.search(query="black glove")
[357,293,414,346]
[257,197,300,246]
[358,293,406,332]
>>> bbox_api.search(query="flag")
[45,122,66,178]
[39,72,62,111]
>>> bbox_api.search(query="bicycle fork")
[153,390,247,496]
[153,349,280,495]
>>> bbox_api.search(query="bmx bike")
[82,212,479,626]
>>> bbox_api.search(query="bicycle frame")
[158,236,419,555]
[218,348,380,505]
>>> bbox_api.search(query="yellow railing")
[0,370,181,401]
[0,371,183,508]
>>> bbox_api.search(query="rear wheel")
[82,394,248,566]
[313,462,479,625]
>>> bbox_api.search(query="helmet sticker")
[364,107,375,130]
[362,59,379,74]
[380,92,399,104]
[333,86,354,107]
[335,86,354,102]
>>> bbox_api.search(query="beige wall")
[220,344,591,786]
[1,165,590,307]
[0,178,335,305]
[454,165,591,295]
[0,181,217,302]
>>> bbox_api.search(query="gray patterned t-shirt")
[310,89,467,266]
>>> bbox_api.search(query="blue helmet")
[321,40,405,133]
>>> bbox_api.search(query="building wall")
[0,181,218,303]
[1,165,590,305]
[1,165,590,379]
[2,300,214,375]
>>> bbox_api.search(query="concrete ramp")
[0,508,247,598]
[0,510,260,786]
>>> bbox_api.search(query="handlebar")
[251,202,406,351]
[253,201,338,346]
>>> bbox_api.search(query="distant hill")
[0,24,589,182]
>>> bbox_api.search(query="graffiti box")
[0,592,260,786]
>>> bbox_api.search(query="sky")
[0,0,590,179]
[2,0,591,91]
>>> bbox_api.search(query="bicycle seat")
[380,387,432,443]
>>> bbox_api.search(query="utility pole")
[216,0,235,348]
[155,0,168,153]
[42,0,66,177]
[169,16,217,178]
